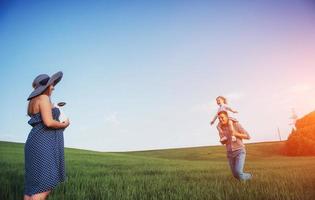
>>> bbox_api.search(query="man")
[217,110,252,181]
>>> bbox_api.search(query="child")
[54,102,68,123]
[210,96,238,143]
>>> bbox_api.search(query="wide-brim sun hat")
[27,71,63,101]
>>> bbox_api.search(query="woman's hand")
[62,118,70,128]
[39,95,71,129]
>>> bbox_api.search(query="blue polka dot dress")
[24,107,66,196]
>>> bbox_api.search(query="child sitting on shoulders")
[210,96,238,143]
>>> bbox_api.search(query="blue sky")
[1,0,315,151]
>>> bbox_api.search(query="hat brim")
[48,71,63,86]
[27,71,63,101]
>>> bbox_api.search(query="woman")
[24,71,70,200]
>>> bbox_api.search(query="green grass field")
[1,141,315,200]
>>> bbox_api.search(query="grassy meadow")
[1,141,315,200]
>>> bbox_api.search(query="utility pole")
[277,127,282,141]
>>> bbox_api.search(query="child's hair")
[216,96,227,104]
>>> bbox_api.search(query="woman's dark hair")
[27,86,51,116]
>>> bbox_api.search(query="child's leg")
[228,120,235,136]
[228,120,237,141]
[217,123,224,139]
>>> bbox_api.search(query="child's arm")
[225,106,238,113]
[210,114,218,125]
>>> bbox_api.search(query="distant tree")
[285,111,315,156]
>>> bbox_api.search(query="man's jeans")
[227,148,252,181]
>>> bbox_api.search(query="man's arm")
[233,122,250,140]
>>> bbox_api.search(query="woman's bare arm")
[39,95,69,129]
